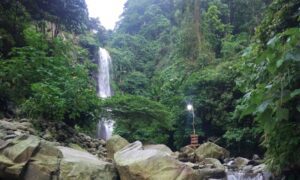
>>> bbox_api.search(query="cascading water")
[97,48,112,98]
[96,48,113,140]
[226,171,264,180]
[224,160,272,180]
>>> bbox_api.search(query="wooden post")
[190,134,199,148]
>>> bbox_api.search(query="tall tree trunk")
[194,0,201,45]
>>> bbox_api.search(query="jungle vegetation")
[0,0,299,175]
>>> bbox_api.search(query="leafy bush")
[119,71,150,96]
[102,95,173,144]
[238,28,300,173]
[0,28,100,127]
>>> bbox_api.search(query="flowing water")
[223,160,271,180]
[96,48,113,140]
[226,171,264,180]
[97,48,112,98]
[208,171,270,180]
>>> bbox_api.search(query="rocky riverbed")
[0,118,117,179]
[107,135,271,180]
[0,118,272,179]
[0,118,107,158]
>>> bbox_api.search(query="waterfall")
[96,48,113,140]
[97,48,112,98]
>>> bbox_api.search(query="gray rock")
[0,140,9,150]
[25,128,36,134]
[143,144,173,155]
[179,146,196,162]
[0,119,117,180]
[180,146,194,154]
[89,148,97,153]
[89,142,96,148]
[252,154,261,160]
[4,134,17,140]
[6,130,15,135]
[19,118,29,123]
[114,141,200,180]
[0,131,6,140]
[99,139,106,145]
[201,158,225,170]
[3,135,40,163]
[243,165,254,173]
[14,131,22,136]
[234,157,250,169]
[0,135,40,178]
[106,135,129,159]
[58,146,118,180]
[23,142,62,180]
[42,130,53,140]
[184,162,200,169]
[195,142,230,161]
[68,143,86,152]
[171,151,180,159]
[252,163,266,174]
[85,135,92,141]
[0,120,17,130]
[196,168,226,179]
[97,145,105,151]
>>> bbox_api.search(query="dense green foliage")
[106,0,300,175]
[239,27,300,174]
[108,0,270,150]
[236,0,300,174]
[0,0,101,128]
[102,95,173,143]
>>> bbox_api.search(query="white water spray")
[97,48,112,98]
[96,48,113,140]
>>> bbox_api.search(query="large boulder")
[0,133,118,180]
[252,163,267,174]
[181,161,226,179]
[58,146,118,180]
[196,168,226,179]
[23,142,63,180]
[234,157,250,169]
[201,158,225,170]
[106,135,129,158]
[0,135,40,176]
[178,146,196,162]
[0,120,17,131]
[0,135,40,178]
[188,158,226,179]
[195,142,229,161]
[143,144,173,155]
[2,135,40,163]
[114,141,200,180]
